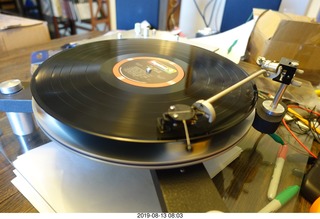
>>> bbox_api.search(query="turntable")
[0,30,309,212]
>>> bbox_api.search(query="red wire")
[287,104,320,116]
[282,118,318,159]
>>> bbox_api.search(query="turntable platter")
[31,39,257,168]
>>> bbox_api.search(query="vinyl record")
[31,39,257,142]
[31,38,257,168]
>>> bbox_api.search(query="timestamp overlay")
[137,213,184,219]
[10,212,314,219]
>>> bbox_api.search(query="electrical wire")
[212,0,222,32]
[278,127,311,156]
[287,106,320,135]
[282,104,320,158]
[192,0,217,28]
[310,117,320,143]
[205,0,217,29]
[287,104,320,117]
[282,118,318,159]
[287,105,320,141]
[306,106,320,142]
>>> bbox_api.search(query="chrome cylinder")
[6,112,35,136]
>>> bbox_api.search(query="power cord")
[192,0,217,28]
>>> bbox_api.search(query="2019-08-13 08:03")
[137,213,184,218]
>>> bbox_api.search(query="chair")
[52,0,110,38]
[71,0,110,32]
[88,0,110,31]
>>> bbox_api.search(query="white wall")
[306,0,320,19]
[178,0,226,38]
[279,0,310,15]
[279,0,320,18]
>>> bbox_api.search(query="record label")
[113,57,184,88]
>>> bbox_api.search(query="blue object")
[0,83,32,113]
[116,0,159,30]
[31,50,50,64]
[25,0,35,8]
[220,0,281,32]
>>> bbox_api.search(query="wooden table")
[0,31,318,212]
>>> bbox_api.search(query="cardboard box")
[0,14,50,52]
[245,9,320,86]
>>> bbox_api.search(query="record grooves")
[31,38,257,167]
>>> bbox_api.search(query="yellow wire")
[287,108,320,134]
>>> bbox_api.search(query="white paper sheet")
[189,19,257,63]
[12,141,162,213]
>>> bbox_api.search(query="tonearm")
[159,57,303,151]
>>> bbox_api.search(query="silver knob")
[0,79,23,95]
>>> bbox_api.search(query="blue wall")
[116,0,160,30]
[220,0,281,32]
